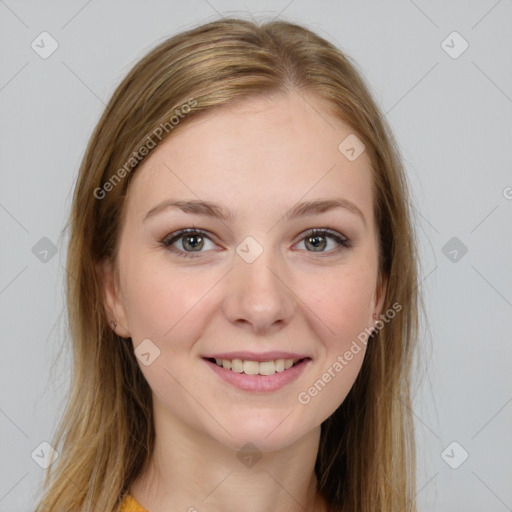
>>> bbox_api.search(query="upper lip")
[203,351,310,362]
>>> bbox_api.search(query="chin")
[209,411,312,454]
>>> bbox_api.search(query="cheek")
[120,253,219,343]
[300,261,377,343]
[294,263,376,417]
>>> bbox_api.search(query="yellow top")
[119,494,148,512]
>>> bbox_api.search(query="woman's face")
[103,91,386,452]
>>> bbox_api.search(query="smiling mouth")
[205,357,309,376]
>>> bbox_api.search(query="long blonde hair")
[35,18,421,512]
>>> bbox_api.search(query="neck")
[130,405,327,512]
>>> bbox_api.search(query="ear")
[369,272,388,330]
[96,258,131,338]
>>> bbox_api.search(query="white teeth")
[259,361,275,375]
[231,359,243,373]
[243,360,260,375]
[213,357,303,375]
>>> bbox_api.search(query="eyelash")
[160,228,352,259]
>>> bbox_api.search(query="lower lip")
[203,358,310,392]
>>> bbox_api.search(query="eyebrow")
[143,198,366,226]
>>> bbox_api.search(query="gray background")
[1,0,511,510]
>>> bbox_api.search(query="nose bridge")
[223,243,296,332]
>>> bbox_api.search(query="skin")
[101,90,387,512]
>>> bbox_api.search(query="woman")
[35,18,420,512]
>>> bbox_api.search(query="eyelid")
[294,227,349,243]
[160,228,214,245]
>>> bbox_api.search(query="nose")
[222,249,297,334]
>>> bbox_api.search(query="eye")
[295,228,351,253]
[160,229,217,258]
[160,227,351,259]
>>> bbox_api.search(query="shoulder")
[118,494,148,512]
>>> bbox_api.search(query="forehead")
[124,91,374,225]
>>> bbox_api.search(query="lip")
[203,357,311,392]
[203,351,309,362]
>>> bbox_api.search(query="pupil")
[307,235,326,251]
[183,234,203,251]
